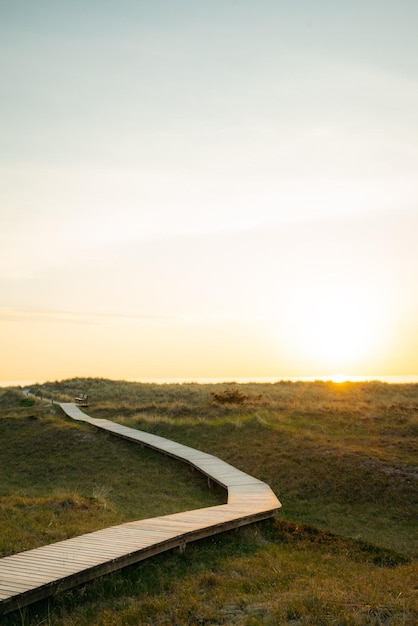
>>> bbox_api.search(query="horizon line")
[1,374,418,388]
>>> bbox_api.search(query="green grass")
[0,389,224,557]
[2,379,417,625]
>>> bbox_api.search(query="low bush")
[210,387,250,405]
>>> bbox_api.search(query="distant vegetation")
[1,379,417,625]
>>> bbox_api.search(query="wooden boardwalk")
[0,402,281,615]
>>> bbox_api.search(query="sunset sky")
[1,1,417,384]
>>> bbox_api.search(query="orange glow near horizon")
[0,299,416,385]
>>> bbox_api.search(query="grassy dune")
[0,388,224,556]
[1,379,417,625]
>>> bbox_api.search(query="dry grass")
[2,379,417,625]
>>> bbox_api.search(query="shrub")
[210,387,249,405]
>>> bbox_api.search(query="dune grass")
[2,379,417,625]
[0,388,224,557]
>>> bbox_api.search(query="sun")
[305,290,373,364]
[280,277,387,374]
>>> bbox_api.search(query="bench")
[75,393,88,407]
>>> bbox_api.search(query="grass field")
[1,379,417,625]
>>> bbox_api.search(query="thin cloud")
[0,308,174,324]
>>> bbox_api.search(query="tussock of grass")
[1,379,417,625]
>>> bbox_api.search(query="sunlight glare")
[330,373,349,383]
[281,278,388,372]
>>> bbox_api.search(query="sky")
[1,0,418,383]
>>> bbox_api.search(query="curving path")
[0,402,281,615]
